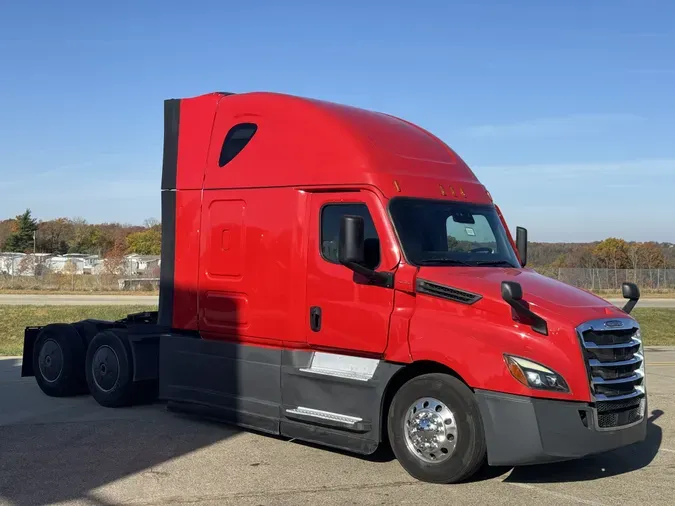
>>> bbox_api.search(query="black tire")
[72,320,103,348]
[85,330,135,407]
[387,373,487,484]
[32,324,87,397]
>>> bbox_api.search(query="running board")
[284,406,368,433]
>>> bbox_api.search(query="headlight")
[504,355,570,393]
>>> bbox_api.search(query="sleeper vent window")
[218,123,258,167]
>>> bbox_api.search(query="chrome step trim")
[285,407,362,425]
[298,367,373,382]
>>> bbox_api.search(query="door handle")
[309,306,322,332]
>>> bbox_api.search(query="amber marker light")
[393,180,401,192]
[439,184,446,196]
[505,356,528,387]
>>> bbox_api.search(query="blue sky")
[0,0,673,242]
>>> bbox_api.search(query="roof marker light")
[449,186,456,197]
[460,187,467,198]
[393,180,401,192]
[439,185,446,196]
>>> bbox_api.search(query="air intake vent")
[416,279,482,305]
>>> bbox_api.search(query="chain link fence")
[0,273,159,292]
[534,267,675,293]
[1,266,673,293]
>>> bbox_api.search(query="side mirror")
[501,281,548,335]
[337,214,393,289]
[339,215,365,265]
[621,282,640,314]
[516,226,527,267]
[501,281,523,302]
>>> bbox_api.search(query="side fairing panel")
[197,187,309,344]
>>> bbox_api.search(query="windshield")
[389,197,520,267]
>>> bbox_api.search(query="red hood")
[416,266,630,328]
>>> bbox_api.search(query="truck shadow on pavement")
[0,399,243,506]
[0,331,247,506]
[500,409,664,484]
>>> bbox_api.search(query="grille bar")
[576,317,646,430]
[592,372,643,385]
[584,338,641,350]
[588,355,643,368]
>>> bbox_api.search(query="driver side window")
[320,203,380,269]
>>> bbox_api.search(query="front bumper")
[475,389,647,466]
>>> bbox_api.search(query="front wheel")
[387,373,486,483]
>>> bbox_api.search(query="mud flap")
[21,326,42,377]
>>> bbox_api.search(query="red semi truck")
[21,91,647,483]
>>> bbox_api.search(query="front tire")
[32,324,87,397]
[85,330,135,407]
[387,373,486,483]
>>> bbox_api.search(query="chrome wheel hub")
[404,397,458,463]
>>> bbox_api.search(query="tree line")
[2,209,673,269]
[0,210,162,257]
[528,238,674,270]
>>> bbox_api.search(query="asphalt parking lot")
[1,350,674,506]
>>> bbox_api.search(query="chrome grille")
[576,317,646,430]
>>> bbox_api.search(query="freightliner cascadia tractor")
[21,91,647,484]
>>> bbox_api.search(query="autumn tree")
[567,244,596,269]
[593,238,629,269]
[103,240,127,277]
[593,238,631,288]
[4,209,38,253]
[37,218,73,254]
[126,228,162,255]
[550,254,568,269]
[0,219,13,250]
[639,242,666,269]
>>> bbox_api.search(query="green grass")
[0,305,156,356]
[632,308,675,346]
[0,305,672,357]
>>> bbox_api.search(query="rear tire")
[85,330,135,407]
[32,324,87,397]
[387,373,487,484]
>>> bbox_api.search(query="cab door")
[305,190,398,355]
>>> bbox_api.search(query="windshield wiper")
[473,260,517,268]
